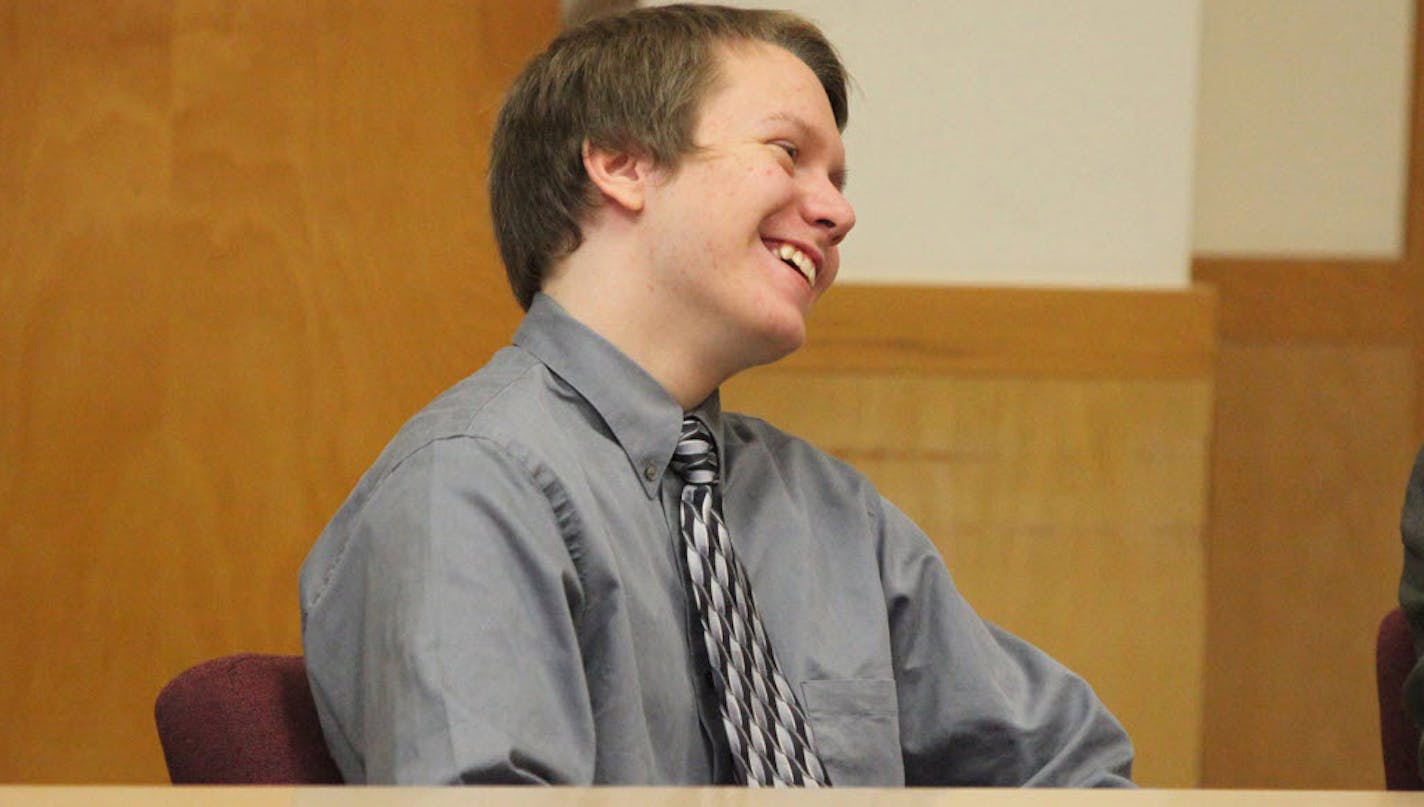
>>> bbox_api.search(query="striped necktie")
[670,416,831,787]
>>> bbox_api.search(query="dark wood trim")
[1192,257,1412,344]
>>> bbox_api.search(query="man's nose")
[805,177,855,246]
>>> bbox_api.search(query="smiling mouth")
[769,242,817,286]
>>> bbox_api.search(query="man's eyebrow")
[760,111,809,129]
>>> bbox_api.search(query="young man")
[300,4,1134,787]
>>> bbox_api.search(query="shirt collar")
[513,293,726,498]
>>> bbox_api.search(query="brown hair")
[489,4,849,310]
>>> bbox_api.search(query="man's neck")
[543,260,734,412]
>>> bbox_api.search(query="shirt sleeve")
[1397,447,1424,770]
[875,496,1136,787]
[301,435,594,784]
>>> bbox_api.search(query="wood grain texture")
[724,368,1215,788]
[1199,344,1416,789]
[0,0,554,783]
[773,284,1217,379]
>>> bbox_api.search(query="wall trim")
[756,284,1217,379]
[1192,257,1412,344]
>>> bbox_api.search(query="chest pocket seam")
[801,678,904,787]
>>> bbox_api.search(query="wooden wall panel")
[1200,343,1416,789]
[0,0,555,783]
[1194,259,1411,344]
[724,287,1217,788]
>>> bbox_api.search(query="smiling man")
[299,4,1134,787]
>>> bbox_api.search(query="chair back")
[154,653,343,784]
[1378,607,1424,790]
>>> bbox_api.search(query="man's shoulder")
[300,346,573,608]
[317,346,584,528]
[722,410,872,497]
[381,346,563,464]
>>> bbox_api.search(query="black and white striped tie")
[670,416,830,787]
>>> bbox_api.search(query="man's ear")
[583,140,654,214]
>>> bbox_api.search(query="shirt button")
[644,463,658,482]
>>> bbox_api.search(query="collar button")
[643,463,658,482]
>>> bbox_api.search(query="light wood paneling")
[1200,344,1416,789]
[725,287,1217,788]
[0,0,555,783]
[776,285,1216,378]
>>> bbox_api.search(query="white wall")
[1193,0,1414,258]
[649,0,1202,288]
[638,0,1415,282]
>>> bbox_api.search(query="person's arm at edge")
[1397,446,1424,775]
[301,435,594,784]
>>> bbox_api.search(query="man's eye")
[774,141,799,161]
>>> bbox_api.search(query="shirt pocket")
[800,678,903,786]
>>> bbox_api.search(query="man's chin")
[744,321,807,370]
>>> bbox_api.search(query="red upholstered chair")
[1378,607,1424,790]
[154,653,343,784]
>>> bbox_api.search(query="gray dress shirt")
[299,293,1134,786]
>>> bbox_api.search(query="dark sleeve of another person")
[1397,446,1424,771]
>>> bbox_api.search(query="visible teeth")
[775,243,817,285]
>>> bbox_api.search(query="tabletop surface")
[1,788,1420,807]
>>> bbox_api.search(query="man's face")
[639,40,855,374]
